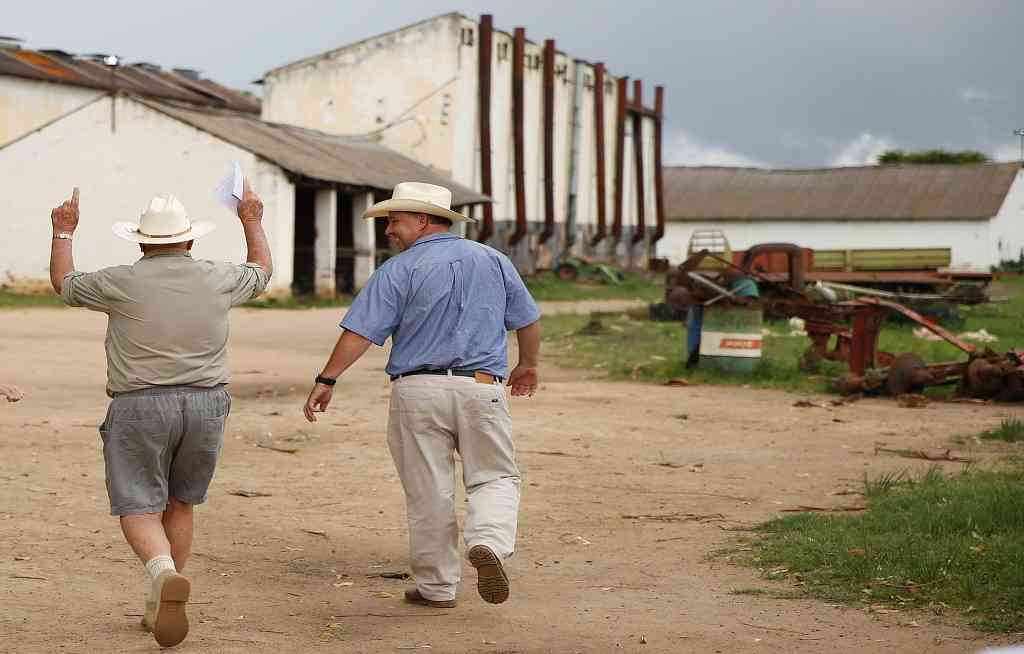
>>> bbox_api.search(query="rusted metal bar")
[509,27,528,247]
[590,63,608,247]
[854,297,977,354]
[631,79,646,245]
[612,76,628,244]
[476,14,495,243]
[540,38,556,244]
[652,85,665,245]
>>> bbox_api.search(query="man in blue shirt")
[303,182,541,608]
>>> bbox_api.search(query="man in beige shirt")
[49,183,272,648]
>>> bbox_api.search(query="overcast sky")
[7,1,1023,168]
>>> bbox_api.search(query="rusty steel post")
[509,27,528,247]
[539,38,556,244]
[612,76,628,244]
[476,14,495,243]
[631,79,646,246]
[590,63,608,247]
[652,85,665,245]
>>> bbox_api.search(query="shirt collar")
[409,233,460,249]
[140,251,193,260]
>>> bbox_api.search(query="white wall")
[660,219,994,269]
[262,14,461,175]
[989,170,1024,266]
[0,95,295,291]
[0,76,104,147]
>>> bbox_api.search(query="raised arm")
[49,187,80,294]
[238,178,273,277]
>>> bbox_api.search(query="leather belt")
[390,368,503,384]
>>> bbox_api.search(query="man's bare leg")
[121,513,172,563]
[120,511,191,646]
[162,498,194,572]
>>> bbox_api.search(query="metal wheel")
[886,352,928,396]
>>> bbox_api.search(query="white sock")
[145,555,176,582]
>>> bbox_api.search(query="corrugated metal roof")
[664,164,1020,222]
[140,98,489,206]
[0,48,259,113]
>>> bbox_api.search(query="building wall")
[261,13,660,270]
[989,170,1024,266]
[0,95,295,291]
[0,76,104,147]
[660,219,994,269]
[262,15,462,176]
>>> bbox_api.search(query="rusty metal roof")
[664,164,1020,222]
[0,48,259,113]
[139,98,489,206]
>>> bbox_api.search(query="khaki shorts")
[98,385,230,516]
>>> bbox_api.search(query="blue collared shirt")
[340,233,541,378]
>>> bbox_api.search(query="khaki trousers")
[387,374,521,601]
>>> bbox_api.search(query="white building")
[661,164,1024,271]
[0,44,485,296]
[260,12,667,272]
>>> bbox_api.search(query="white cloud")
[664,130,765,168]
[829,132,895,167]
[959,87,993,104]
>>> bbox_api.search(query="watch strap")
[53,232,74,240]
[315,374,336,386]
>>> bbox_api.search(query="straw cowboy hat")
[112,195,216,244]
[362,182,477,224]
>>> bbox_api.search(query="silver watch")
[53,232,73,240]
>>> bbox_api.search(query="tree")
[877,149,990,165]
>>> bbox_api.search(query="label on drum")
[699,331,762,358]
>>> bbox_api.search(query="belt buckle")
[474,371,494,385]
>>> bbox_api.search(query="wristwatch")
[315,374,336,386]
[53,232,74,240]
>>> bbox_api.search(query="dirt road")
[0,306,1016,653]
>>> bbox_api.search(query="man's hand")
[0,384,24,403]
[51,188,80,234]
[237,178,263,223]
[507,365,538,397]
[303,384,334,422]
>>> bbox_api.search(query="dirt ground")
[1,302,1020,653]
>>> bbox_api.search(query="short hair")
[428,215,453,227]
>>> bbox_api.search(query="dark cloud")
[7,0,1022,166]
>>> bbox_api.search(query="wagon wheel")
[555,264,578,281]
[886,353,928,396]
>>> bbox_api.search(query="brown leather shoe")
[403,588,456,608]
[151,570,191,647]
[467,545,510,604]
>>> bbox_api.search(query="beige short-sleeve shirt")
[61,252,270,396]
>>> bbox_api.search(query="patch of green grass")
[243,295,353,310]
[541,312,844,392]
[525,272,663,303]
[742,465,1024,632]
[0,291,65,309]
[980,417,1024,443]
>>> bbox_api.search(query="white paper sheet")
[214,161,244,211]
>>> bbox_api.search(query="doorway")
[291,186,317,296]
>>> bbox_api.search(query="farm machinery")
[666,243,1024,401]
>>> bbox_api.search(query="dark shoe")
[403,588,456,608]
[467,545,510,604]
[152,570,191,647]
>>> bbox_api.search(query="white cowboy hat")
[362,182,477,224]
[112,195,216,244]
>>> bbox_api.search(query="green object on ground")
[699,304,763,373]
[554,257,624,285]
